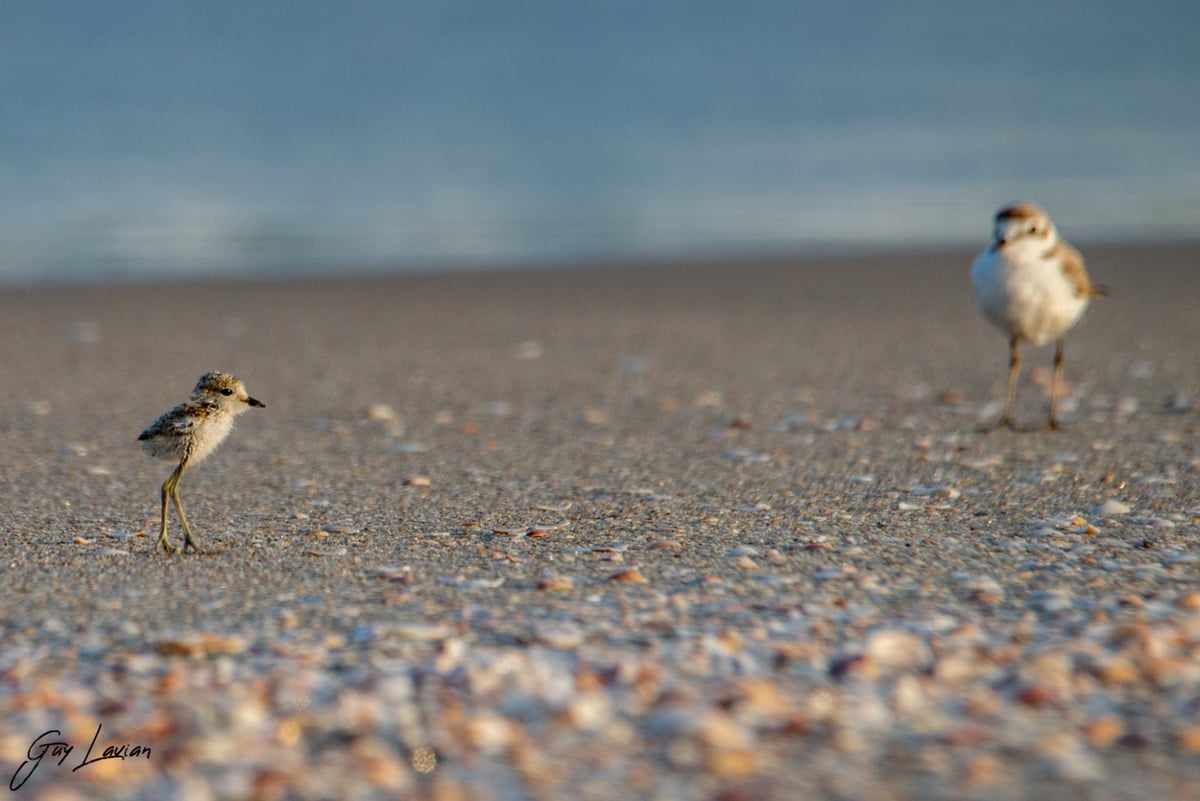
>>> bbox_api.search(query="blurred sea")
[2,1,1198,283]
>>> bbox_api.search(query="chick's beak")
[247,397,266,408]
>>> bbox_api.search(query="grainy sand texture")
[1,244,1199,800]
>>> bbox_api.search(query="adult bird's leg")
[1049,336,1065,430]
[998,335,1020,430]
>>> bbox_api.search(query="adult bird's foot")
[182,541,226,556]
[979,416,1014,433]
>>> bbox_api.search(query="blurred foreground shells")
[9,539,1200,800]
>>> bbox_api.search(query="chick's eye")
[221,388,234,396]
[1028,225,1040,235]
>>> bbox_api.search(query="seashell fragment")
[607,567,648,583]
[537,576,575,591]
[364,403,398,422]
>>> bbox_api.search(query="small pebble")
[581,407,609,426]
[1083,715,1125,748]
[650,540,683,550]
[1177,591,1200,611]
[1092,499,1131,516]
[466,713,513,753]
[303,547,348,557]
[567,692,612,731]
[375,566,413,582]
[1177,724,1200,754]
[391,624,452,641]
[535,623,585,649]
[864,629,929,671]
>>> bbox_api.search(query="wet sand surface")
[1,244,1199,799]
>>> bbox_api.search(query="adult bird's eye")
[221,388,234,396]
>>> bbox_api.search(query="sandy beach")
[1,243,1199,800]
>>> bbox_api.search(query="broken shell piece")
[607,567,648,583]
[364,403,399,422]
